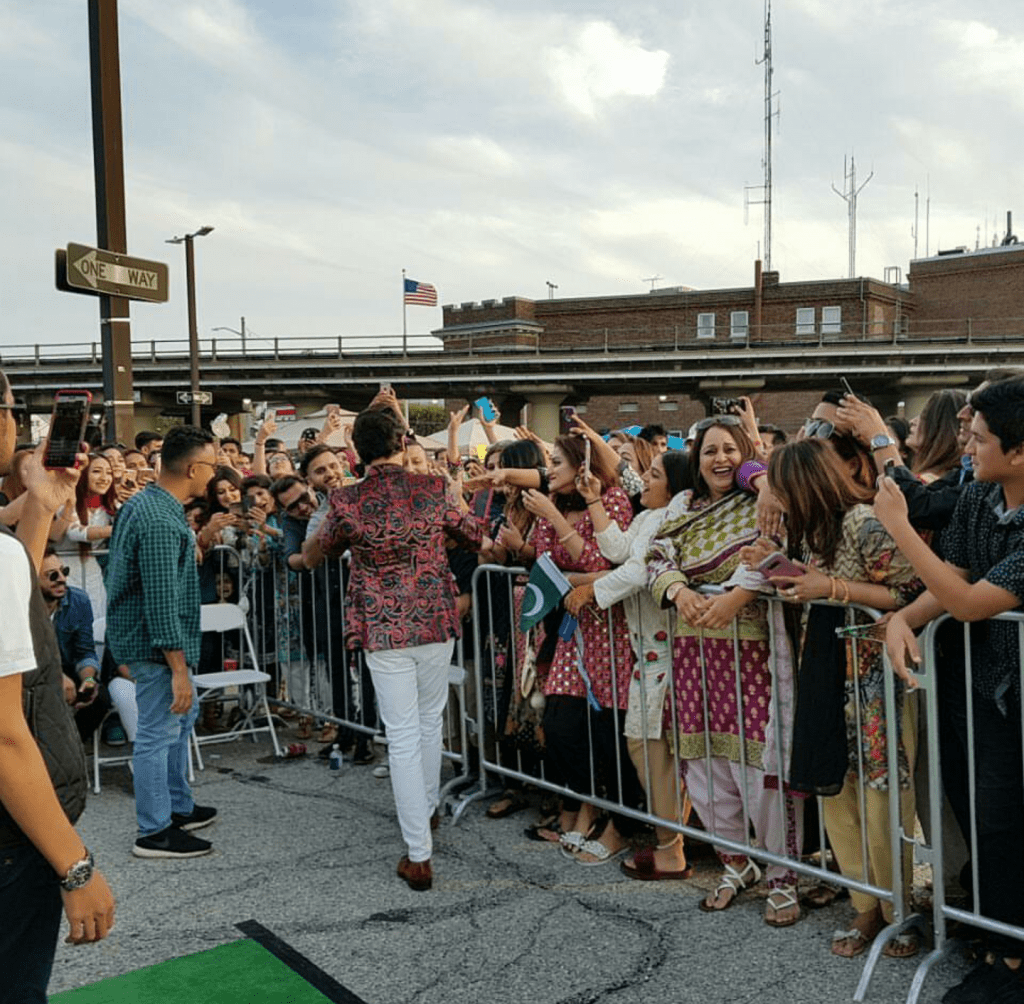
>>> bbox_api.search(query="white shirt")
[0,534,36,678]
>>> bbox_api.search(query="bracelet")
[558,529,578,544]
[586,499,602,507]
[828,576,838,601]
[839,578,851,605]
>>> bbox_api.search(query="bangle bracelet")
[828,576,838,601]
[586,499,601,507]
[558,529,578,544]
[839,578,851,605]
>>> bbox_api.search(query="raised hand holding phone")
[44,391,91,469]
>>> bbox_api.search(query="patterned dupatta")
[650,489,763,641]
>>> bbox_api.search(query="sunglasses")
[0,399,27,422]
[45,566,71,582]
[284,494,312,513]
[803,418,835,440]
[694,415,742,433]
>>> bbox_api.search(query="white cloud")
[546,21,669,118]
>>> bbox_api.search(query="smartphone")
[379,382,391,394]
[43,390,92,469]
[475,396,496,422]
[757,552,805,579]
[559,405,576,434]
[840,376,855,397]
[137,467,156,484]
[582,438,591,479]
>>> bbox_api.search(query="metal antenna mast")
[831,154,873,278]
[745,0,779,271]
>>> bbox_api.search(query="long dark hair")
[768,439,874,567]
[689,420,756,500]
[75,453,117,523]
[912,389,967,478]
[662,450,693,497]
[552,434,617,514]
[204,465,242,516]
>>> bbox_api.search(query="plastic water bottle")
[329,743,343,775]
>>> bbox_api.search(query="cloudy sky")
[1,0,1021,353]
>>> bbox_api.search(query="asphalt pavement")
[49,730,975,1004]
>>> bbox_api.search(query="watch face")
[62,853,94,890]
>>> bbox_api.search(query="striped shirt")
[105,484,202,667]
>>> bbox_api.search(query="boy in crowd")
[876,376,1024,1004]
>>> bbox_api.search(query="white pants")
[684,757,802,888]
[365,640,453,863]
[107,677,139,742]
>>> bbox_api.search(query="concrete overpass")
[2,326,1020,441]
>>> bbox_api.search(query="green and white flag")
[519,552,572,632]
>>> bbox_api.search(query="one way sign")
[59,243,169,303]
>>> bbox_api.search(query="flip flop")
[882,932,919,959]
[831,928,871,958]
[620,845,694,882]
[559,830,587,859]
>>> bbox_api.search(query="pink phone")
[757,552,805,579]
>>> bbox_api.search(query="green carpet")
[51,937,339,1004]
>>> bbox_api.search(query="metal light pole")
[166,226,213,427]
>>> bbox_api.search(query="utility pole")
[831,155,873,278]
[88,0,134,443]
[166,227,214,427]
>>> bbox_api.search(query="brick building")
[437,244,1024,436]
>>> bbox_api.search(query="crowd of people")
[1,367,1022,1004]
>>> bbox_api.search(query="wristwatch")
[60,849,95,891]
[870,433,896,452]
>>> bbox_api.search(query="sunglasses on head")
[803,418,836,440]
[694,415,742,433]
[45,566,71,582]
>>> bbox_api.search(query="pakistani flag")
[519,552,572,632]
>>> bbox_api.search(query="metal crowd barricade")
[907,611,1024,1004]
[452,563,927,1002]
[235,546,470,779]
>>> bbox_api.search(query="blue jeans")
[0,841,63,1003]
[130,660,199,837]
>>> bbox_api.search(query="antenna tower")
[831,155,873,278]
[744,0,779,271]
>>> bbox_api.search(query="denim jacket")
[50,584,100,679]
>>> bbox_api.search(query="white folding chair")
[191,603,283,767]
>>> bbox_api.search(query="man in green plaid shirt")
[106,426,220,859]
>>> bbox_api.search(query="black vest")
[0,526,87,847]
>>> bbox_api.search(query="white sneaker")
[372,764,390,779]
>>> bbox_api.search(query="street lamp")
[212,316,246,355]
[166,226,214,426]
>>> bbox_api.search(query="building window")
[658,400,679,412]
[821,305,842,335]
[795,307,815,336]
[730,310,749,339]
[618,402,639,413]
[697,312,716,339]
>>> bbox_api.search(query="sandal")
[697,859,762,913]
[621,838,693,882]
[802,883,849,910]
[574,838,628,867]
[559,830,587,859]
[296,716,314,740]
[764,885,803,928]
[524,817,564,843]
[882,932,920,959]
[317,723,338,744]
[831,927,871,958]
[486,792,530,819]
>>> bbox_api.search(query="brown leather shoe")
[397,855,432,891]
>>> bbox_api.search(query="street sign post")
[61,242,169,303]
[176,390,213,406]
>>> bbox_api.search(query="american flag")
[404,278,438,306]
